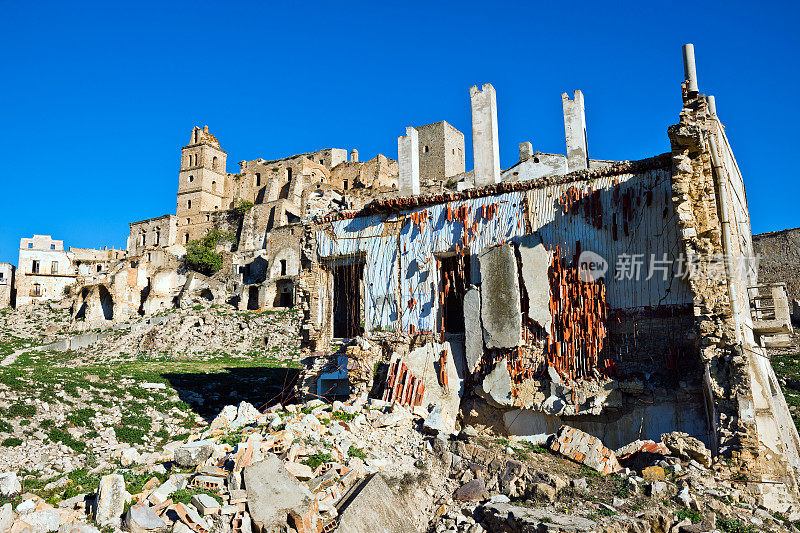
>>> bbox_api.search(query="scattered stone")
[481,502,596,532]
[284,462,314,481]
[550,425,621,475]
[662,432,712,468]
[125,504,168,533]
[95,474,125,528]
[173,440,215,468]
[243,454,311,531]
[642,465,666,481]
[0,472,21,497]
[453,478,485,502]
[18,508,59,532]
[335,474,415,533]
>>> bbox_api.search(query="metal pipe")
[709,134,742,343]
[683,44,699,94]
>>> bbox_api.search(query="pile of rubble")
[0,394,796,533]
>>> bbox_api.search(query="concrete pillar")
[398,127,420,196]
[350,149,359,162]
[683,43,699,95]
[519,142,533,162]
[470,84,501,187]
[707,95,717,116]
[562,90,588,172]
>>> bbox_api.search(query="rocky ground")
[0,302,798,532]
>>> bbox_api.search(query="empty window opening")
[319,160,324,165]
[188,175,194,183]
[31,260,40,274]
[32,283,41,296]
[247,286,260,310]
[187,200,192,209]
[140,233,145,246]
[438,254,471,334]
[206,214,210,222]
[50,244,55,250]
[200,288,214,301]
[212,156,219,170]
[184,234,190,244]
[332,260,364,338]
[0,273,4,281]
[280,259,287,276]
[147,253,151,261]
[287,167,293,181]
[343,179,349,190]
[51,261,58,274]
[97,264,102,272]
[27,243,32,248]
[212,180,217,191]
[424,145,430,153]
[154,231,160,246]
[186,218,190,225]
[255,173,261,187]
[276,279,293,308]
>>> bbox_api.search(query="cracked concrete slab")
[464,286,482,374]
[518,237,552,332]
[479,244,522,349]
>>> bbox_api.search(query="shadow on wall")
[161,366,300,421]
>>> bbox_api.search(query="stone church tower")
[176,126,229,219]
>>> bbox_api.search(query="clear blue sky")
[1,0,798,266]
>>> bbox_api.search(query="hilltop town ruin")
[5,44,800,514]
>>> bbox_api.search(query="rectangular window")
[27,243,32,248]
[31,260,40,274]
[32,283,41,296]
[51,261,58,274]
[0,272,4,281]
[50,244,55,250]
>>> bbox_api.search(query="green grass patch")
[2,438,22,447]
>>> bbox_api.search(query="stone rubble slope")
[0,395,795,533]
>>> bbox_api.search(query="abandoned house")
[298,45,800,511]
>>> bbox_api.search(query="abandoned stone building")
[14,235,126,308]
[297,45,800,511]
[0,262,14,308]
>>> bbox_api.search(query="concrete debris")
[125,504,168,533]
[475,360,513,408]
[335,474,416,533]
[662,432,712,468]
[550,425,621,475]
[174,440,215,468]
[243,454,312,532]
[481,502,597,532]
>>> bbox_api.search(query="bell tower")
[176,126,229,218]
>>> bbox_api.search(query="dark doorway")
[332,260,364,338]
[276,280,293,308]
[99,285,114,320]
[439,254,470,333]
[247,286,260,310]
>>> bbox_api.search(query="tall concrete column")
[562,90,588,172]
[682,43,699,95]
[470,84,501,187]
[398,127,420,196]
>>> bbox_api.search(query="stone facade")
[0,263,14,308]
[753,227,800,305]
[416,121,465,183]
[16,236,75,307]
[127,215,178,256]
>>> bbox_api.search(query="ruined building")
[298,45,800,511]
